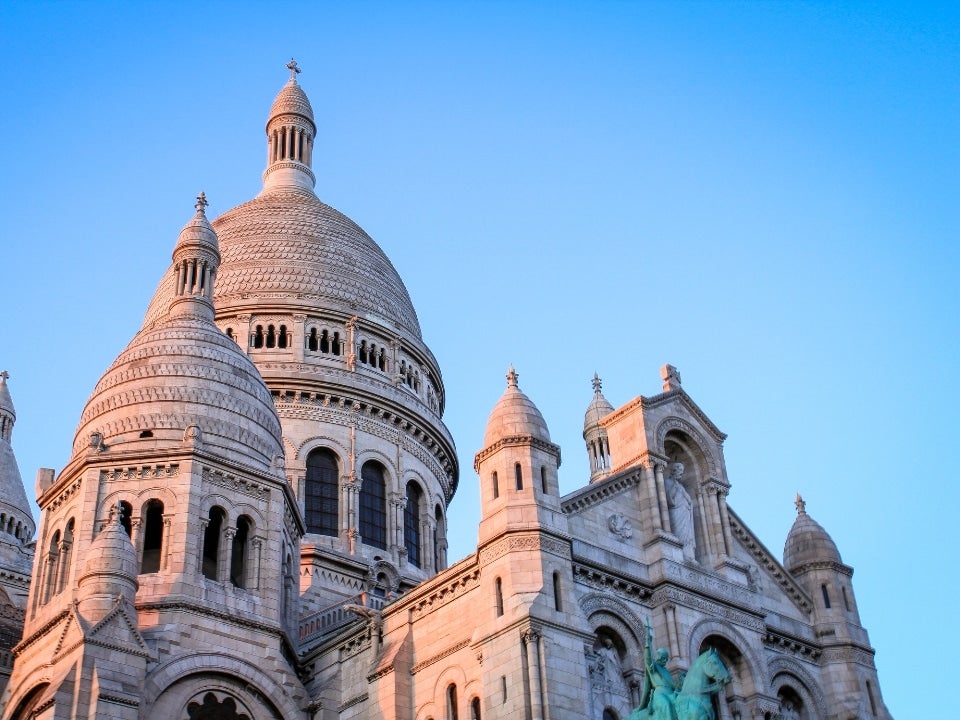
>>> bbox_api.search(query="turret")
[0,372,35,549]
[582,373,614,483]
[262,59,317,192]
[475,367,562,545]
[784,495,892,719]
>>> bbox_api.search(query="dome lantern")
[262,59,317,192]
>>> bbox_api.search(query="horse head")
[702,647,731,685]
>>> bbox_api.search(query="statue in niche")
[597,637,626,690]
[666,462,696,561]
[780,699,800,720]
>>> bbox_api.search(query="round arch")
[686,618,768,697]
[768,656,828,720]
[654,417,719,477]
[140,653,303,719]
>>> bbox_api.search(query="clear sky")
[1,1,957,716]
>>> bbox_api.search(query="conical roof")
[0,372,35,539]
[74,203,283,472]
[583,373,614,434]
[268,75,315,126]
[783,495,842,571]
[482,367,551,448]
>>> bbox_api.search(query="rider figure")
[639,621,678,720]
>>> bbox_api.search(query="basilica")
[0,66,891,720]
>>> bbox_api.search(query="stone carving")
[608,513,634,541]
[666,463,696,561]
[629,620,731,720]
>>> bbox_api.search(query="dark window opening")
[320,330,330,353]
[492,471,499,499]
[471,697,481,720]
[553,571,562,611]
[447,684,458,720]
[305,448,339,536]
[202,507,225,580]
[230,516,251,588]
[515,463,523,490]
[139,430,153,438]
[253,325,264,349]
[119,501,133,537]
[821,583,831,608]
[140,500,164,574]
[266,324,276,348]
[541,466,548,493]
[405,482,422,567]
[278,324,288,349]
[495,577,504,616]
[360,461,387,550]
[308,327,318,351]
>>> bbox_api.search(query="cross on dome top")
[506,366,519,389]
[195,192,208,215]
[592,372,602,394]
[795,493,806,515]
[286,58,301,80]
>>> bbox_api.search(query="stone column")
[198,518,209,574]
[654,463,671,534]
[293,313,307,362]
[537,632,551,720]
[523,630,544,720]
[250,537,263,590]
[219,527,235,583]
[717,486,735,557]
[162,516,172,571]
[236,314,252,355]
[642,463,663,536]
[696,487,716,558]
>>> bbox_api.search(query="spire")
[262,60,317,192]
[506,366,519,389]
[0,372,36,544]
[0,370,14,443]
[168,194,221,320]
[795,493,806,515]
[583,372,614,482]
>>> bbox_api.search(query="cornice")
[473,435,561,471]
[561,466,644,515]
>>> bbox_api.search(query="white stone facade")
[0,68,891,720]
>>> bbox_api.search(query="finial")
[506,366,519,389]
[286,58,301,81]
[592,372,602,394]
[0,370,8,384]
[795,493,806,515]
[114,500,126,526]
[194,191,208,216]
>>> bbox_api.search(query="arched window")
[842,585,851,611]
[305,448,339,536]
[434,504,446,571]
[447,683,459,720]
[140,500,164,574]
[332,331,341,355]
[57,519,75,595]
[515,463,523,490]
[541,466,548,493]
[253,325,264,348]
[231,516,251,588]
[553,571,562,611]
[404,482,422,567]
[266,324,276,348]
[226,327,234,341]
[492,471,499,499]
[202,507,225,580]
[118,501,133,537]
[43,530,61,603]
[495,577,504,617]
[278,325,288,349]
[320,329,330,353]
[359,340,369,364]
[471,697,482,720]
[308,327,319,351]
[821,583,831,608]
[603,710,619,720]
[360,461,387,550]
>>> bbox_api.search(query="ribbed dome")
[269,77,315,126]
[783,495,842,571]
[583,373,614,433]
[77,204,283,473]
[142,187,423,340]
[483,367,551,448]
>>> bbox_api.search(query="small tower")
[582,373,614,483]
[473,369,586,719]
[784,495,892,719]
[475,367,563,544]
[262,58,317,192]
[0,371,36,699]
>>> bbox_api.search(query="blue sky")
[1,2,957,715]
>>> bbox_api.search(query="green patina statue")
[627,619,731,720]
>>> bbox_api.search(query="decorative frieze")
[478,533,571,566]
[561,469,643,515]
[408,568,481,621]
[572,564,651,603]
[649,587,765,632]
[202,466,270,498]
[100,464,179,483]
[409,638,471,674]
